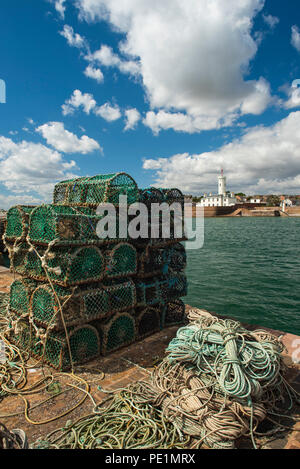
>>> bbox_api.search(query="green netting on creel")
[53,172,139,207]
[104,242,137,279]
[82,279,136,320]
[31,279,136,331]
[25,245,106,287]
[9,278,37,316]
[4,241,28,274]
[136,306,161,339]
[161,299,187,328]
[4,205,36,241]
[31,284,78,331]
[10,319,32,352]
[11,319,100,371]
[135,272,187,306]
[96,311,135,355]
[28,204,115,246]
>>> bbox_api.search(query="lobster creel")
[95,311,136,355]
[53,172,139,208]
[30,279,136,330]
[11,319,100,371]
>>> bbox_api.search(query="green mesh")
[4,241,28,274]
[105,243,137,278]
[31,284,81,330]
[12,319,100,371]
[7,243,106,286]
[31,279,136,330]
[61,325,100,369]
[4,205,36,241]
[53,172,139,207]
[97,312,135,355]
[136,306,161,339]
[10,319,32,351]
[28,204,109,246]
[6,177,187,368]
[9,278,37,316]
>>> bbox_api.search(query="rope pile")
[32,382,191,449]
[149,309,299,449]
[32,309,300,450]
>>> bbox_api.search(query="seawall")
[186,204,300,217]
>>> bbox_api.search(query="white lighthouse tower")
[198,169,237,208]
[218,169,226,199]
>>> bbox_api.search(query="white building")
[281,198,294,212]
[250,198,262,204]
[197,170,237,207]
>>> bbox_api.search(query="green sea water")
[185,217,300,335]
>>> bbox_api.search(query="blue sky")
[0,0,300,208]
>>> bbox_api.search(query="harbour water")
[185,217,300,335]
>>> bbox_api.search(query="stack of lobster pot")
[135,187,188,339]
[3,173,187,371]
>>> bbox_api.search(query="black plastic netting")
[161,299,187,328]
[138,242,186,278]
[136,306,161,339]
[135,272,187,306]
[139,187,184,206]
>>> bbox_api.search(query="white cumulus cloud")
[284,82,300,110]
[0,136,77,201]
[124,108,140,130]
[262,14,279,29]
[62,89,96,115]
[36,121,101,154]
[291,25,300,52]
[60,25,86,49]
[94,103,122,121]
[62,90,122,122]
[84,65,104,83]
[86,44,140,76]
[75,0,273,133]
[143,111,300,195]
[54,0,66,19]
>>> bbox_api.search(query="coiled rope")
[32,382,191,449]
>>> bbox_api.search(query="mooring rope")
[32,382,191,449]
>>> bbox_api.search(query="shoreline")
[185,205,300,218]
